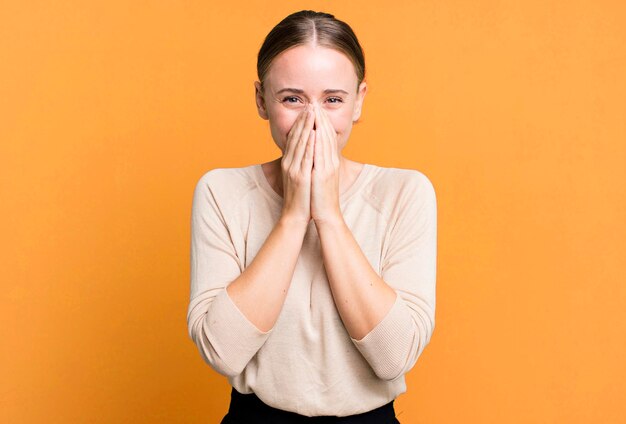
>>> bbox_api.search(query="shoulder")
[364,165,437,240]
[193,165,258,209]
[366,164,436,213]
[196,165,253,187]
[195,165,256,194]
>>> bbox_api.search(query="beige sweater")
[186,162,437,417]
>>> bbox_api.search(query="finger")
[320,107,337,151]
[312,105,322,169]
[286,106,309,151]
[315,106,332,168]
[284,106,310,164]
[313,104,327,141]
[302,129,315,170]
[302,103,316,141]
[313,127,323,169]
[294,107,315,170]
[320,107,338,164]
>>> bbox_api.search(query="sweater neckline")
[253,162,372,207]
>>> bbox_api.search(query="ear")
[352,81,367,122]
[254,81,269,120]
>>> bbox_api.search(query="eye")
[326,97,344,104]
[282,96,302,104]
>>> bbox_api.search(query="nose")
[310,103,318,130]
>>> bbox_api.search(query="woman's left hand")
[310,104,342,225]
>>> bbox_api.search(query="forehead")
[265,44,357,91]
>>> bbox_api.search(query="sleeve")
[186,172,273,378]
[350,171,437,381]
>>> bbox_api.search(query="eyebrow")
[275,88,349,95]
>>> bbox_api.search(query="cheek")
[268,107,301,150]
[270,108,300,134]
[325,108,353,134]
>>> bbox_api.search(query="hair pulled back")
[257,10,366,92]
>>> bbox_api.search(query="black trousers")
[221,387,401,423]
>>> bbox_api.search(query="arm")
[186,173,308,378]
[315,172,437,381]
[225,216,308,332]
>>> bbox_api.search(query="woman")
[186,10,437,423]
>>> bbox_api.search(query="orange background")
[1,1,625,423]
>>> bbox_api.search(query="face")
[254,43,367,153]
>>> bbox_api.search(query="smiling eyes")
[281,96,344,106]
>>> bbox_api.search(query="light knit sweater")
[186,162,437,417]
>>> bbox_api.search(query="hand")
[310,104,342,225]
[280,105,316,225]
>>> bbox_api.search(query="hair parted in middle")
[257,10,366,93]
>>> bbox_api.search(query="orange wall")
[1,1,625,422]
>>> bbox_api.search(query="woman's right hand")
[280,104,316,225]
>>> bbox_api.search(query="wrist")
[313,213,345,231]
[278,214,310,231]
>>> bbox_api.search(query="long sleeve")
[186,171,272,378]
[350,171,437,381]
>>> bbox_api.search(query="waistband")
[223,387,398,423]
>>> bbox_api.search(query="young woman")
[186,10,437,423]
